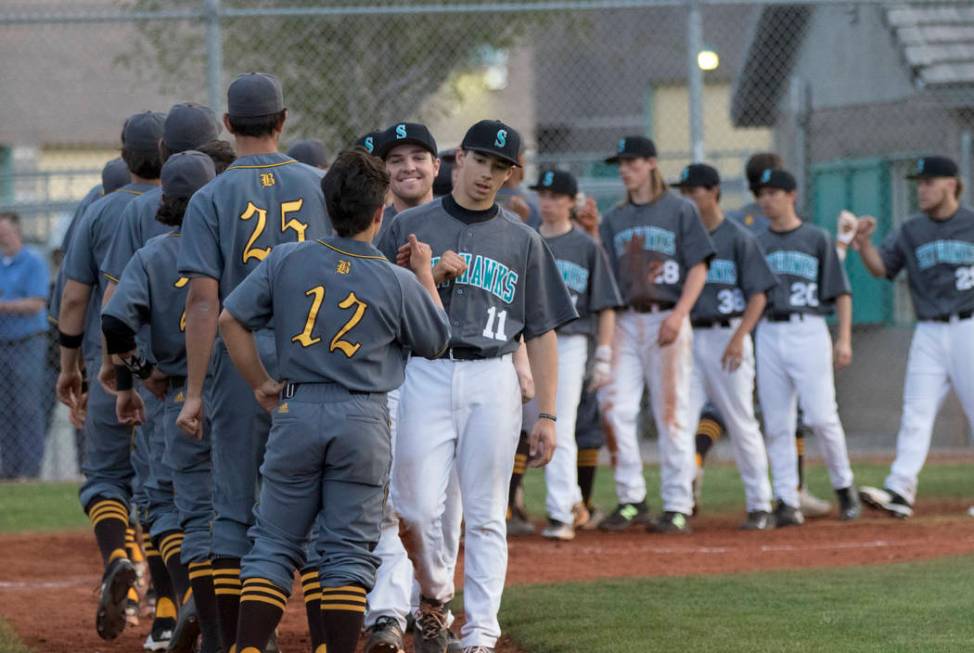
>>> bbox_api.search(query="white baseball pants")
[393,355,521,649]
[606,309,696,514]
[756,315,854,508]
[687,323,773,513]
[886,318,974,504]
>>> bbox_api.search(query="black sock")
[508,431,530,518]
[86,498,130,566]
[796,430,807,490]
[695,416,724,466]
[188,561,223,652]
[577,448,599,508]
[212,557,242,652]
[236,577,288,652]
[157,531,192,607]
[300,567,326,653]
[321,584,367,653]
[145,537,176,624]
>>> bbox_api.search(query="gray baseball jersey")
[878,207,974,320]
[102,187,171,282]
[726,200,770,235]
[222,237,450,392]
[758,222,850,316]
[377,195,578,357]
[599,193,716,307]
[103,232,189,377]
[543,226,623,337]
[372,204,398,247]
[177,153,331,301]
[61,182,156,358]
[692,218,778,322]
[50,184,103,324]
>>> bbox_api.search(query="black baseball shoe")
[650,511,692,534]
[414,597,450,653]
[836,486,862,521]
[773,500,805,527]
[96,557,137,640]
[740,510,776,531]
[166,596,199,653]
[859,486,913,519]
[365,616,405,653]
[598,501,652,532]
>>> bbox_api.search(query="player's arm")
[852,217,887,278]
[513,339,534,403]
[57,279,91,408]
[101,314,148,425]
[659,261,708,346]
[834,293,852,369]
[525,331,558,467]
[398,236,451,358]
[588,309,615,391]
[218,309,281,413]
[179,276,220,436]
[722,291,766,371]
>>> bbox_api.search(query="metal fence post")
[687,0,704,162]
[205,0,223,114]
[961,129,972,206]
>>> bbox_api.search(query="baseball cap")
[227,72,285,118]
[671,163,721,188]
[164,103,220,152]
[377,122,438,160]
[755,168,797,192]
[529,169,578,197]
[907,156,958,180]
[122,111,166,153]
[355,130,383,155]
[161,150,216,199]
[605,136,657,164]
[288,139,329,168]
[460,120,521,167]
[101,158,131,194]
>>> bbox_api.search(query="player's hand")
[587,344,613,391]
[115,389,145,426]
[406,234,433,276]
[254,378,285,413]
[527,417,557,468]
[575,196,601,238]
[837,210,858,247]
[516,365,535,404]
[143,369,170,400]
[853,216,877,250]
[433,250,467,285]
[507,195,532,222]
[721,334,745,371]
[177,395,205,440]
[395,241,412,268]
[658,312,684,346]
[69,392,88,429]
[834,337,852,369]
[56,368,84,409]
[98,359,117,395]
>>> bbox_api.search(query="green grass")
[0,481,87,534]
[500,555,974,652]
[0,618,29,653]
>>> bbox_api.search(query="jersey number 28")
[955,266,974,291]
[240,199,308,263]
[292,285,369,358]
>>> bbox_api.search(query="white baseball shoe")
[798,488,832,518]
[542,519,575,541]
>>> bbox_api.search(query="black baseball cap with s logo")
[460,120,521,167]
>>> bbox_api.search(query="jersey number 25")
[240,199,308,263]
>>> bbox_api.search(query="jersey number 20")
[292,285,369,358]
[240,199,308,263]
[789,282,819,307]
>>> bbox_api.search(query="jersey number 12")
[292,285,369,358]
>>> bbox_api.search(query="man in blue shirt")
[0,212,50,479]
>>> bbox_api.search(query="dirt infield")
[3,500,974,652]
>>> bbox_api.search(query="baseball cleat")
[414,597,450,653]
[571,502,590,528]
[96,557,138,640]
[143,616,175,651]
[773,500,805,527]
[506,508,535,536]
[542,519,575,541]
[836,486,862,521]
[579,505,606,530]
[859,486,912,519]
[798,488,832,518]
[126,587,142,627]
[461,648,494,653]
[740,510,776,531]
[365,616,405,653]
[446,630,463,653]
[166,595,199,653]
[649,511,692,534]
[598,501,652,532]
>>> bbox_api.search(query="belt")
[691,319,732,329]
[929,309,974,323]
[767,313,806,323]
[630,301,676,314]
[437,346,489,361]
[281,381,370,397]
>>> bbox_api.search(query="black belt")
[767,313,806,323]
[929,310,973,323]
[631,301,676,314]
[691,319,732,329]
[168,375,186,389]
[437,346,489,361]
[281,382,370,397]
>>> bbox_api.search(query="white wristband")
[595,345,612,363]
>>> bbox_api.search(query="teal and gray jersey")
[879,207,974,320]
[599,194,716,307]
[177,153,331,301]
[726,200,770,235]
[102,186,171,282]
[222,237,450,392]
[758,222,850,316]
[103,232,189,377]
[543,226,623,337]
[377,195,578,357]
[61,182,155,358]
[692,218,777,322]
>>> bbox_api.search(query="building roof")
[888,5,974,87]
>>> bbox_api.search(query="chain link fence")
[2,0,974,478]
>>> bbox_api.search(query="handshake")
[395,234,469,284]
[835,210,879,253]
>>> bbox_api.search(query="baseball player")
[673,164,777,529]
[527,168,623,540]
[753,168,860,525]
[219,149,450,653]
[56,111,165,641]
[101,151,219,652]
[287,138,329,170]
[851,156,974,518]
[176,72,331,652]
[379,120,577,653]
[596,136,715,534]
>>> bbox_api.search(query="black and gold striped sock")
[300,567,326,653]
[796,430,807,490]
[125,526,145,564]
[321,584,367,653]
[144,537,176,622]
[507,430,530,518]
[236,577,288,652]
[577,448,600,508]
[188,561,223,652]
[86,498,130,566]
[157,531,192,607]
[695,417,724,466]
[212,558,242,652]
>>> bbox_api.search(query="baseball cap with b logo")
[376,122,438,160]
[529,168,578,197]
[460,119,522,166]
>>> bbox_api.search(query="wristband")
[538,412,557,423]
[120,353,154,380]
[58,330,83,349]
[115,365,134,391]
[595,344,612,363]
